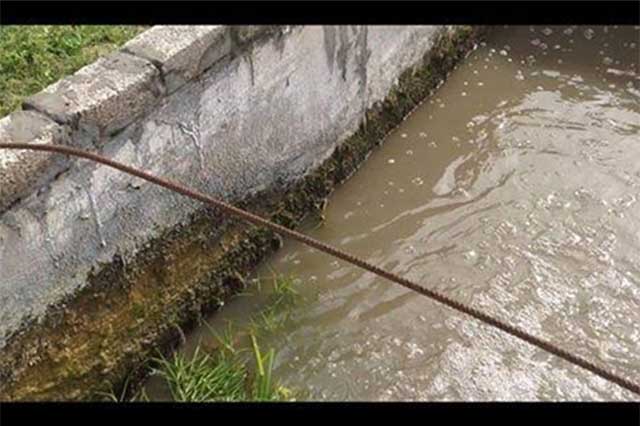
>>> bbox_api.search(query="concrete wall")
[0,25,482,399]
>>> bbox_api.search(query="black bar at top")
[1,1,639,25]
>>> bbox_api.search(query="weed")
[96,373,149,402]
[150,340,295,402]
[205,320,241,356]
[152,346,248,402]
[147,274,304,402]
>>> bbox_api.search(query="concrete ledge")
[0,25,486,400]
[23,51,164,142]
[123,26,232,94]
[0,111,70,212]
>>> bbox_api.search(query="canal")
[146,25,640,401]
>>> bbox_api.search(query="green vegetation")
[0,25,147,117]
[153,346,251,402]
[103,274,303,402]
[249,273,300,336]
[150,275,301,402]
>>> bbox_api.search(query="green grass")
[147,274,303,402]
[98,274,304,402]
[152,332,294,402]
[153,346,249,402]
[0,25,147,117]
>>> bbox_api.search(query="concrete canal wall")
[0,25,484,400]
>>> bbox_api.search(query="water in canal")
[147,26,640,401]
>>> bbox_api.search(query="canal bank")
[0,25,486,400]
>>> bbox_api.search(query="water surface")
[148,26,640,401]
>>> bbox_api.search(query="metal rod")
[1,142,638,397]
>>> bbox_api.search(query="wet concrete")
[155,26,640,401]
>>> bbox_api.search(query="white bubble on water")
[404,245,417,255]
[542,27,553,36]
[584,28,595,40]
[387,158,395,164]
[464,250,478,262]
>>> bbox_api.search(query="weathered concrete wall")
[0,25,484,399]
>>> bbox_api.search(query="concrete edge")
[0,111,71,212]
[1,25,286,213]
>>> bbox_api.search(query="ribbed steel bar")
[1,142,638,397]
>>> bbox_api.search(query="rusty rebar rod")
[1,142,638,397]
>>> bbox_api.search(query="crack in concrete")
[83,184,106,248]
[176,107,205,171]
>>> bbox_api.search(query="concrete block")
[23,51,164,142]
[0,111,71,212]
[123,26,231,94]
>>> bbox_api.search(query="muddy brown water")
[145,26,640,401]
